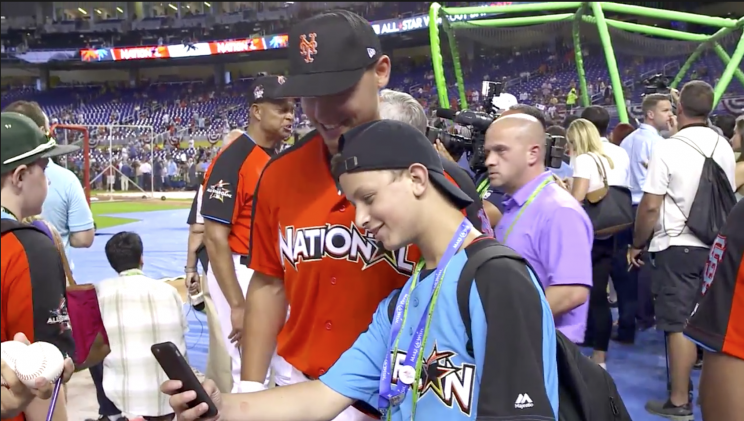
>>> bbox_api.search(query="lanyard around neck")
[503,177,552,242]
[1,206,18,221]
[476,178,490,199]
[378,219,472,420]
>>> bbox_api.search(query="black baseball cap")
[248,75,290,104]
[274,10,382,98]
[1,112,79,175]
[333,120,473,209]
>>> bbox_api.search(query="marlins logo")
[206,180,233,202]
[279,224,414,275]
[391,343,476,415]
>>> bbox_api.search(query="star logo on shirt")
[206,180,233,202]
[391,342,477,415]
[420,344,458,397]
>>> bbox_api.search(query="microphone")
[435,108,457,120]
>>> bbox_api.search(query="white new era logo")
[514,393,534,409]
[367,48,376,58]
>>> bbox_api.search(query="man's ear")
[250,104,261,122]
[374,56,391,90]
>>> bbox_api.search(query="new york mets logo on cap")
[299,33,318,63]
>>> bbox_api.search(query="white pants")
[121,176,129,191]
[207,254,288,390]
[277,365,377,421]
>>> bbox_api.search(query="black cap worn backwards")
[333,120,473,209]
[248,75,290,104]
[274,10,382,98]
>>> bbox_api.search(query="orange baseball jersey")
[247,131,485,378]
[1,219,75,421]
[201,134,276,256]
[685,200,744,360]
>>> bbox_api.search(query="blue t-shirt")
[41,161,95,269]
[320,245,559,420]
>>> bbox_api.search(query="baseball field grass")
[91,199,192,229]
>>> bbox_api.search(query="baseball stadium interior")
[1,1,742,420]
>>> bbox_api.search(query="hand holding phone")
[151,342,219,418]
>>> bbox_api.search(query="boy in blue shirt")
[161,120,558,421]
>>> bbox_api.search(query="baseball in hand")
[1,340,29,387]
[13,342,65,388]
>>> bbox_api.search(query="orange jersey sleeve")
[247,155,285,278]
[202,135,273,255]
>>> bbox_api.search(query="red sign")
[112,46,171,61]
[208,38,267,55]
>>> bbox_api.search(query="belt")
[303,372,381,419]
[239,255,249,266]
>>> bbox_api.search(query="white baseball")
[13,342,65,388]
[1,341,29,387]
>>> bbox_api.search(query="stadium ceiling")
[1,2,738,20]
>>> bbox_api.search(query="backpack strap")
[673,133,721,159]
[455,238,536,356]
[1,219,46,236]
[1,219,77,286]
[387,238,538,358]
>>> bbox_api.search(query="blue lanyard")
[378,219,472,416]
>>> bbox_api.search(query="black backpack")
[673,135,737,246]
[1,219,50,238]
[389,238,632,421]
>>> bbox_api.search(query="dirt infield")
[92,194,194,204]
[91,191,195,204]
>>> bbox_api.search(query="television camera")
[426,81,506,172]
[427,81,567,172]
[643,74,672,96]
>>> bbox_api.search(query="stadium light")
[428,2,744,123]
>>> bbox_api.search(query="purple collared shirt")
[495,171,594,343]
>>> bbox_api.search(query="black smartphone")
[151,342,219,418]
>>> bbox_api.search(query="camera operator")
[425,103,506,228]
[486,113,593,344]
[379,89,493,234]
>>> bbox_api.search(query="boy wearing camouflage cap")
[1,111,79,421]
[1,111,79,220]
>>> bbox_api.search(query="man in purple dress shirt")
[485,113,594,343]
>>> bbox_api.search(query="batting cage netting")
[428,2,744,122]
[52,124,161,201]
